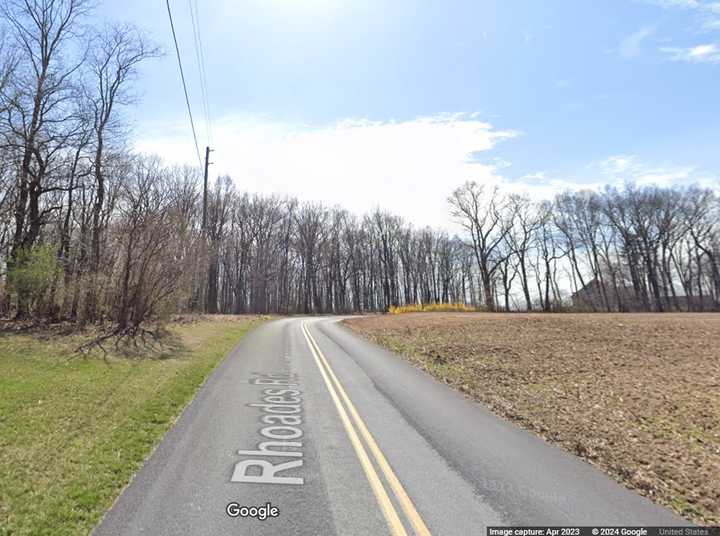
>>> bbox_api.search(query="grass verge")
[0,315,264,536]
[344,312,720,525]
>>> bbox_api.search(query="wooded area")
[0,0,718,331]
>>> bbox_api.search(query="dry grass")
[344,312,720,525]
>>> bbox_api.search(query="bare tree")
[1,0,92,316]
[205,176,233,313]
[506,193,539,310]
[449,182,513,311]
[683,186,720,310]
[295,203,327,314]
[1,1,717,331]
[83,23,159,322]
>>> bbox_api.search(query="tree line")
[449,181,719,312]
[1,0,718,331]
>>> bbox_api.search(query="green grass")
[0,317,264,536]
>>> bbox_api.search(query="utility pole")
[202,146,212,233]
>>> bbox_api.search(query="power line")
[188,0,212,145]
[165,0,203,169]
[186,0,214,232]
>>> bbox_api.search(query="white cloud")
[647,0,700,8]
[520,171,547,182]
[504,176,607,200]
[509,155,717,202]
[646,0,720,36]
[703,17,720,30]
[134,113,519,229]
[133,116,718,233]
[661,42,720,61]
[595,154,715,187]
[618,25,656,58]
[644,0,720,57]
[600,154,639,174]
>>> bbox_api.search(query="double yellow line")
[301,322,432,536]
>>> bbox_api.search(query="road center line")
[303,322,432,536]
[301,322,408,536]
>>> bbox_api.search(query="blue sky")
[96,0,719,227]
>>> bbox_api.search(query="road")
[94,317,686,535]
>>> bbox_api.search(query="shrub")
[388,302,482,314]
[7,244,59,315]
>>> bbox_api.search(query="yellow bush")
[388,302,480,314]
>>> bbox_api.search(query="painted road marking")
[232,372,305,485]
[302,322,432,536]
[301,322,408,536]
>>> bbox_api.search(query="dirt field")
[343,313,720,524]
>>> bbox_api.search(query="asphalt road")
[94,317,687,535]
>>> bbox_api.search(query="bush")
[7,244,58,314]
[388,302,482,314]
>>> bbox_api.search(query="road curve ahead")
[94,317,686,536]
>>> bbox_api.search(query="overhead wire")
[188,0,213,145]
[165,0,203,169]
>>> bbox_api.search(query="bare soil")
[343,312,720,524]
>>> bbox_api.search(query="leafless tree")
[449,182,514,311]
[82,23,159,321]
[505,193,539,310]
[0,3,716,325]
[1,0,92,316]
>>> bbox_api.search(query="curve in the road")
[93,317,688,536]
